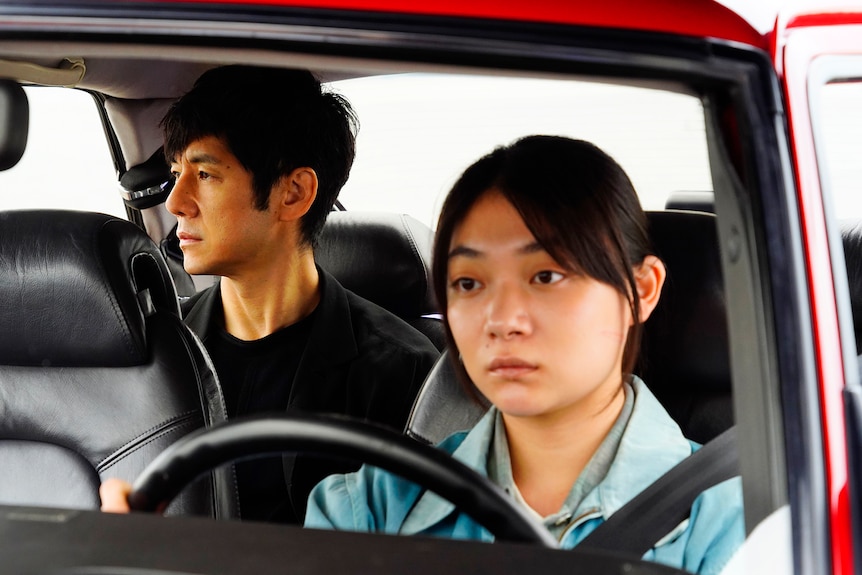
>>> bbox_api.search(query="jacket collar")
[285,266,359,409]
[400,378,692,538]
[181,268,359,397]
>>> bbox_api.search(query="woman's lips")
[488,357,537,378]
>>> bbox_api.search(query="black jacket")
[181,268,439,523]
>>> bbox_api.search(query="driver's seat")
[0,210,236,517]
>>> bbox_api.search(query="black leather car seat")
[406,210,731,445]
[0,210,237,517]
[315,211,445,350]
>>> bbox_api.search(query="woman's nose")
[485,284,531,339]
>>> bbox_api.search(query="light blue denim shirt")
[305,377,744,575]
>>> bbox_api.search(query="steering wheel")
[127,413,557,548]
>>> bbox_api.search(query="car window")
[818,80,862,219]
[0,86,124,217]
[332,73,711,228]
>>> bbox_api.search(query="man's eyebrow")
[448,241,545,259]
[185,152,223,165]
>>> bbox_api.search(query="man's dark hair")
[162,65,358,247]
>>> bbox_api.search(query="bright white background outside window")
[819,81,862,220]
[334,74,712,228]
[0,86,125,217]
[1,78,711,229]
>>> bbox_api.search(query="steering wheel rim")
[128,413,557,548]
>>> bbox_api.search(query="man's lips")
[176,231,201,246]
[488,357,537,377]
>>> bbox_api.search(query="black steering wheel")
[128,413,558,548]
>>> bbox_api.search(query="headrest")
[664,191,715,213]
[315,211,437,318]
[638,211,729,395]
[119,148,173,210]
[0,79,28,171]
[0,210,180,367]
[842,222,862,354]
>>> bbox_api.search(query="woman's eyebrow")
[448,245,481,259]
[448,241,545,260]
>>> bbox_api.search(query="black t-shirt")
[208,311,315,523]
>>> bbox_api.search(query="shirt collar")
[488,381,636,533]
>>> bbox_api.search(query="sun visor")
[0,79,28,171]
[119,148,174,209]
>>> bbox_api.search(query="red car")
[0,1,861,574]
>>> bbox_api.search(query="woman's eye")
[451,277,481,292]
[533,270,564,285]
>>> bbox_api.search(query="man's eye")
[198,171,211,181]
[451,277,480,292]
[533,270,564,285]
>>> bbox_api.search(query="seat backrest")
[315,211,445,350]
[406,210,731,445]
[0,210,236,517]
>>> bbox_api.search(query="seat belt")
[577,426,738,556]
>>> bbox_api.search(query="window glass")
[0,86,124,217]
[818,80,862,218]
[332,73,712,228]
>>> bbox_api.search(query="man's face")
[166,136,281,278]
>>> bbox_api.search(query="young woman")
[304,136,744,575]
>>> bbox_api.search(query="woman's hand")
[100,478,133,513]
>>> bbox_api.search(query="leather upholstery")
[0,79,28,171]
[315,211,444,350]
[0,210,237,517]
[406,210,732,445]
[638,211,731,444]
[842,222,862,354]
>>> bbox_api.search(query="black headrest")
[119,148,173,210]
[0,210,180,367]
[0,79,28,171]
[842,222,862,354]
[315,212,437,318]
[638,211,729,403]
[664,191,715,213]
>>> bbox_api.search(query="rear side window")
[0,86,124,217]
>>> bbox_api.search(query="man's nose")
[165,173,195,218]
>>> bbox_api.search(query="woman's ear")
[274,167,318,222]
[634,255,666,323]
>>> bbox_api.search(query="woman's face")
[446,190,632,422]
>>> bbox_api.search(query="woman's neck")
[503,382,626,517]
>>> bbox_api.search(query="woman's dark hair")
[161,65,358,248]
[432,135,655,387]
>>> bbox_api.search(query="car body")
[1,1,862,574]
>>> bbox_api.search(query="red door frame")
[775,11,862,575]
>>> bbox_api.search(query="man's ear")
[274,167,318,222]
[633,255,666,323]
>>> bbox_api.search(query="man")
[102,65,438,524]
